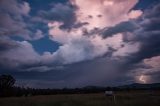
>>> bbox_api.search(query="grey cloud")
[0,0,45,40]
[0,0,30,16]
[0,39,41,70]
[102,21,138,38]
[33,3,76,29]
[0,12,28,36]
[0,38,62,72]
[0,38,19,51]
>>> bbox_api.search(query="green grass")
[0,91,160,106]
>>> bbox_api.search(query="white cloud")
[52,35,108,64]
[143,56,160,69]
[70,0,142,30]
[21,2,31,15]
[112,42,140,57]
[48,22,138,64]
[128,10,143,19]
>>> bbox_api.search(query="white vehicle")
[105,91,113,96]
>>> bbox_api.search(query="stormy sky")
[0,0,160,88]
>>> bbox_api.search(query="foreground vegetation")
[0,91,160,106]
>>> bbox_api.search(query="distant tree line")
[0,74,160,97]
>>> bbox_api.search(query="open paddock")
[0,90,160,106]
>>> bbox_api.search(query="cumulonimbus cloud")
[0,0,143,71]
[47,0,142,64]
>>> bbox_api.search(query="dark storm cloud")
[117,3,160,84]
[127,3,160,64]
[102,21,138,38]
[9,57,133,88]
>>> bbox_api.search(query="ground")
[0,91,160,106]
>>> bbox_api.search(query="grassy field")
[0,91,160,106]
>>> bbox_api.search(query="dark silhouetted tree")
[0,75,15,97]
